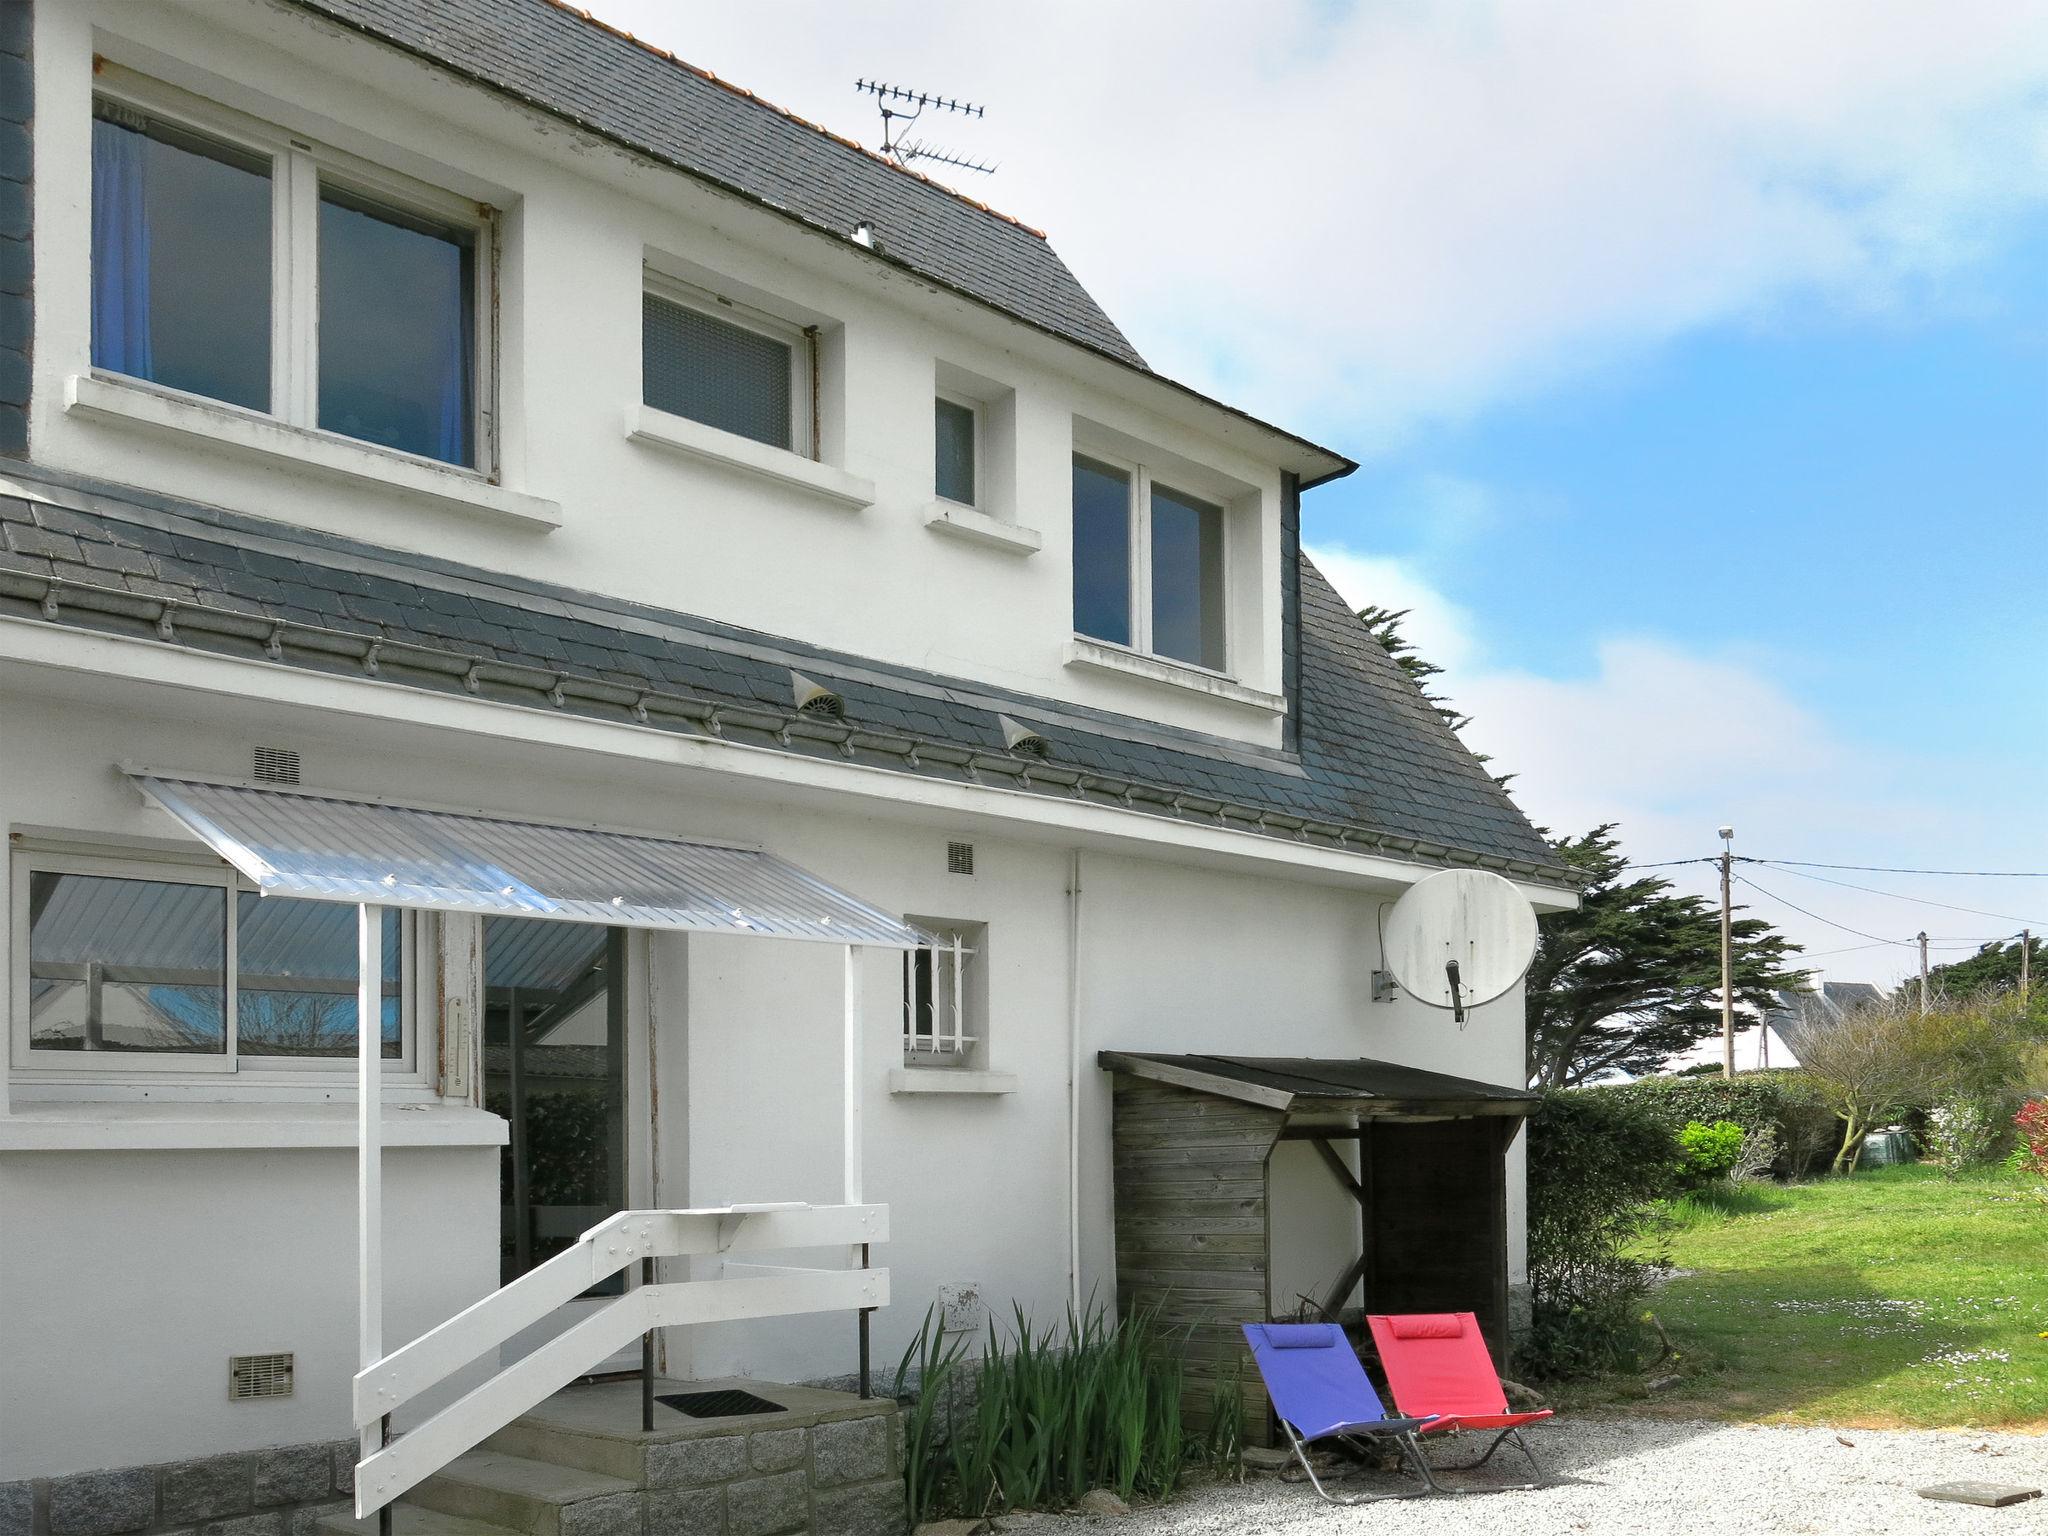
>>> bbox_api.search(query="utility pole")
[2022,929,2032,1007]
[1719,825,1735,1079]
[1917,932,1929,1015]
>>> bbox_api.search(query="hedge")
[1579,1070,1837,1179]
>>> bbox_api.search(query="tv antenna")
[855,78,997,176]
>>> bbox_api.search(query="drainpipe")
[1066,849,1084,1311]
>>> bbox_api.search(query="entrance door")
[483,918,628,1301]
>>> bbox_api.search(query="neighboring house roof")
[286,0,1141,366]
[1767,981,1883,1054]
[0,466,1570,885]
[275,0,1353,480]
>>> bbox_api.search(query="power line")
[1736,858,2048,878]
[1744,860,2048,929]
[1733,874,1911,945]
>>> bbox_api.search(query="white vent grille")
[252,747,301,785]
[229,1352,294,1401]
[946,841,974,876]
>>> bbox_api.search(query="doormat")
[658,1388,788,1419]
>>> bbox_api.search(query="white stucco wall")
[24,0,1304,750]
[0,672,1537,1477]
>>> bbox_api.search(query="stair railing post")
[641,1256,655,1432]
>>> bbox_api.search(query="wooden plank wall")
[1361,1116,1513,1368]
[1110,1075,1281,1445]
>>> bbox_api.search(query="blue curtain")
[90,119,153,379]
[431,247,474,466]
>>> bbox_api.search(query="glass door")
[483,918,626,1288]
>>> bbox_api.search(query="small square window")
[902,921,986,1070]
[934,396,978,506]
[643,291,796,451]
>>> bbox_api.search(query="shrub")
[1728,1124,1780,1184]
[1676,1119,1746,1185]
[1923,1096,2006,1176]
[1522,1089,1675,1381]
[2016,1099,2048,1178]
[1582,1071,1836,1179]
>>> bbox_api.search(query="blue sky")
[596,1,2048,983]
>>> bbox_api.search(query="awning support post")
[358,904,391,1536]
[845,944,872,1398]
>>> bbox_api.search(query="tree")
[1349,605,1806,1086]
[1900,936,2045,1003]
[1525,827,1807,1088]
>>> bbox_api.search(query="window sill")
[922,501,1042,555]
[1064,637,1288,715]
[888,1068,1017,1097]
[625,404,876,512]
[65,374,564,532]
[0,1100,508,1151]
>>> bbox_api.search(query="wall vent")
[252,746,301,785]
[229,1352,295,1401]
[946,841,975,876]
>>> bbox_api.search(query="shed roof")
[1099,1051,1538,1118]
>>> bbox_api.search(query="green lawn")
[1601,1164,2048,1428]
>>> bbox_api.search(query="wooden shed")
[1100,1052,1538,1446]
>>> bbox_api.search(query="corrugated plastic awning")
[130,775,930,948]
[1098,1052,1538,1117]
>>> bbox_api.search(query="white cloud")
[586,0,2048,440]
[1300,551,2046,987]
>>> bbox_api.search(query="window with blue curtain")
[90,104,272,411]
[1072,455,1133,647]
[318,184,477,467]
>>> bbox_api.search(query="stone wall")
[0,1442,352,1536]
[642,1411,902,1536]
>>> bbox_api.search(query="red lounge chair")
[1366,1312,1553,1486]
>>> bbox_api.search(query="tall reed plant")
[895,1300,1196,1519]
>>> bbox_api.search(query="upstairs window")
[14,852,413,1072]
[643,286,806,452]
[89,83,491,470]
[1072,453,1228,672]
[90,106,272,413]
[934,395,978,506]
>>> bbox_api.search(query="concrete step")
[483,1419,645,1483]
[407,1450,643,1536]
[316,1504,525,1536]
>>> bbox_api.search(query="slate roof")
[285,0,1144,367]
[0,464,1569,885]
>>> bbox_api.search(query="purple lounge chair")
[1240,1322,1442,1502]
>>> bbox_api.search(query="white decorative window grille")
[902,921,984,1067]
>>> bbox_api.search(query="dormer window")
[1072,453,1227,672]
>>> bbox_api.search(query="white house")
[0,4,1578,1535]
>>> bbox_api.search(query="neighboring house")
[0,1,1576,1529]
[1658,981,1884,1074]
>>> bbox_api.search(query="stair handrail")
[352,1202,887,1518]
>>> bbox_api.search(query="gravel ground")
[1005,1418,2048,1535]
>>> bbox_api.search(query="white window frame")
[901,921,985,1070]
[641,271,817,460]
[1072,449,1234,677]
[933,390,983,509]
[10,845,420,1079]
[89,67,499,478]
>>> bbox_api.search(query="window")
[934,395,978,506]
[642,286,806,452]
[902,921,986,1069]
[15,852,412,1072]
[1072,454,1228,672]
[89,85,490,470]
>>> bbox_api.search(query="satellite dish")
[1381,869,1539,1021]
